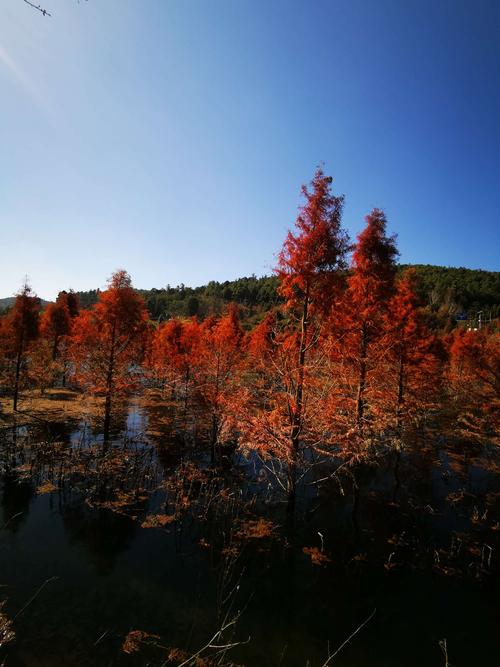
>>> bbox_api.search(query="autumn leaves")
[0,168,498,460]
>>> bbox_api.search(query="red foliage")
[232,170,350,485]
[148,317,201,403]
[40,294,72,360]
[69,270,149,436]
[247,311,276,361]
[0,282,41,409]
[448,327,500,439]
[196,304,244,459]
[326,209,399,438]
[380,269,445,428]
[276,167,349,316]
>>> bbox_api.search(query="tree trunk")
[13,297,28,412]
[52,334,59,361]
[392,447,401,503]
[396,353,404,430]
[286,463,296,520]
[183,367,190,414]
[289,287,310,507]
[210,412,218,465]
[210,356,221,465]
[355,323,368,429]
[291,287,309,452]
[351,473,360,539]
[13,344,23,412]
[103,321,117,442]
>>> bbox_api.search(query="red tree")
[149,317,201,410]
[33,291,80,392]
[232,169,349,501]
[196,304,244,463]
[328,209,398,438]
[381,269,444,429]
[1,282,41,410]
[276,168,349,457]
[40,292,73,360]
[448,327,500,440]
[70,270,149,440]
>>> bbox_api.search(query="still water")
[0,400,498,666]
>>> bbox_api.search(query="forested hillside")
[74,265,500,328]
[2,266,497,330]
[0,296,49,312]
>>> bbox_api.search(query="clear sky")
[1,0,499,300]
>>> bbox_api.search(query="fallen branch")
[322,608,376,666]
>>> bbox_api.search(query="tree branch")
[23,0,52,17]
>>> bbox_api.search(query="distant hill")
[0,296,50,312]
[0,297,16,311]
[73,265,500,329]
[2,265,498,328]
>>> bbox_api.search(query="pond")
[0,400,498,666]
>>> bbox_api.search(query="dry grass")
[0,602,15,648]
[36,481,58,495]
[141,513,177,529]
[234,518,275,541]
[303,546,331,566]
[122,629,161,654]
[0,388,101,426]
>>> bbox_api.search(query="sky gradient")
[1,0,499,300]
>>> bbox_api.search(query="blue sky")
[1,0,499,300]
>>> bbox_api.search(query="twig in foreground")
[321,608,376,666]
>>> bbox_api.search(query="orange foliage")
[69,270,149,437]
[70,270,148,394]
[148,317,201,403]
[379,269,445,427]
[448,327,500,439]
[195,304,244,458]
[0,282,40,409]
[325,209,398,440]
[40,290,79,362]
[276,167,349,315]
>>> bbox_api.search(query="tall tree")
[196,304,243,463]
[70,270,149,440]
[237,168,350,499]
[381,269,443,429]
[1,282,41,410]
[40,292,72,361]
[448,327,500,440]
[330,209,398,437]
[34,291,80,391]
[148,317,201,410]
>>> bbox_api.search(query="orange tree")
[40,290,79,360]
[32,291,80,391]
[326,209,398,441]
[379,268,445,430]
[148,316,201,411]
[195,304,244,463]
[448,326,500,441]
[0,282,41,410]
[232,169,350,499]
[69,270,149,440]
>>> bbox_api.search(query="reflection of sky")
[125,398,149,438]
[1,1,499,301]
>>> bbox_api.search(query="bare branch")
[23,0,52,17]
[322,608,376,666]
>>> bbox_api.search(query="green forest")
[74,264,500,329]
